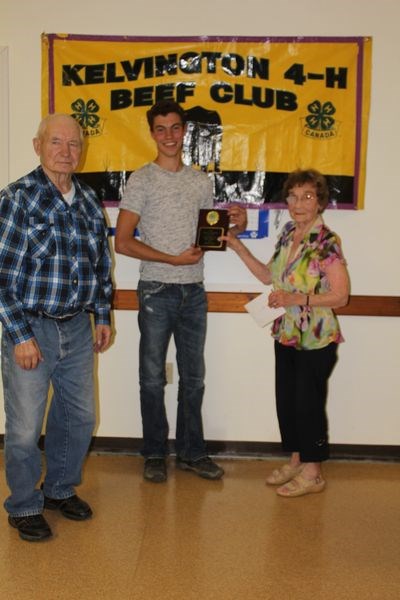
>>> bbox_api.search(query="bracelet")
[306,294,310,306]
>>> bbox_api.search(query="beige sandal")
[276,474,326,497]
[265,463,303,486]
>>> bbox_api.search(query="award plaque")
[195,209,229,251]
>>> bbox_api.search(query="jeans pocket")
[138,281,166,302]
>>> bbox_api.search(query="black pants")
[274,341,338,463]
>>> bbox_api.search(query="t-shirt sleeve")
[119,170,146,215]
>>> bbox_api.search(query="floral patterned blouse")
[269,216,346,350]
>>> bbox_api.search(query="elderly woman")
[225,169,350,497]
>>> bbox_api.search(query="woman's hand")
[227,205,247,235]
[268,289,304,308]
[220,229,243,252]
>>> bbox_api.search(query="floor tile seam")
[129,486,160,582]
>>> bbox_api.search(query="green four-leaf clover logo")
[71,99,100,129]
[306,100,336,131]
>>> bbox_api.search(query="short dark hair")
[282,169,329,211]
[146,100,186,131]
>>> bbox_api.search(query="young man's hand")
[171,246,204,266]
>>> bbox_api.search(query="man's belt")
[25,310,83,322]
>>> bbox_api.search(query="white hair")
[35,113,83,142]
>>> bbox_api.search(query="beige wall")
[1,0,399,444]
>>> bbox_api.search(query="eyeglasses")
[286,192,316,206]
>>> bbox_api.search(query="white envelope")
[244,290,285,328]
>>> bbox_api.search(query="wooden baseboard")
[87,438,400,461]
[0,436,398,461]
[2,436,396,461]
[112,290,400,317]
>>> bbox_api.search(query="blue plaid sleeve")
[0,189,35,344]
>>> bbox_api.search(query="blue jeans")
[1,312,96,517]
[137,281,208,461]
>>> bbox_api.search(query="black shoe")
[8,514,52,542]
[43,493,92,521]
[176,456,224,480]
[143,458,167,483]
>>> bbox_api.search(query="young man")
[115,100,246,483]
[0,114,112,541]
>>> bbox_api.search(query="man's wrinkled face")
[33,116,83,178]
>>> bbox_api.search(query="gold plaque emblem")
[206,210,219,226]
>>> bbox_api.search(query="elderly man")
[0,114,112,542]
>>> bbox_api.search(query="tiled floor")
[0,453,399,600]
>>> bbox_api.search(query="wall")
[1,0,399,446]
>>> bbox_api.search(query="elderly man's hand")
[14,338,44,370]
[94,324,113,353]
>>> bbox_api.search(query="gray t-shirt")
[119,162,213,283]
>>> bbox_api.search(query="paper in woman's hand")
[244,290,285,327]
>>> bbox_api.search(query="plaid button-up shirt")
[0,166,112,345]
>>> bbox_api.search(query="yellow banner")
[42,35,371,209]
